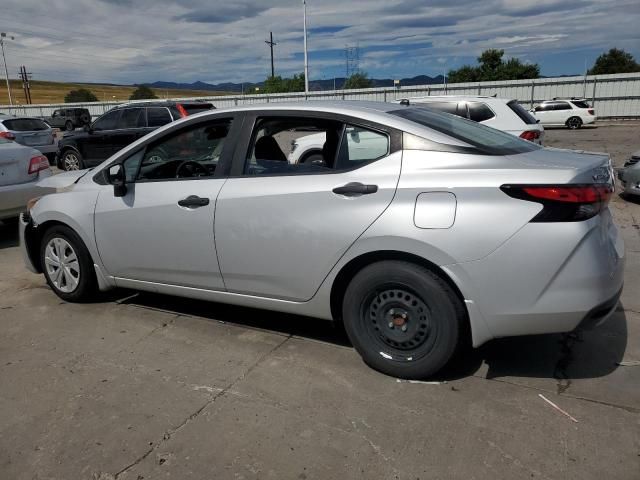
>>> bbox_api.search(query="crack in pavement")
[478,376,640,414]
[553,332,582,395]
[112,333,292,479]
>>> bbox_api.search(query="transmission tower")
[345,44,360,79]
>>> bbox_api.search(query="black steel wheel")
[566,116,582,129]
[342,261,464,379]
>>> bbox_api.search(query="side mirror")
[107,164,127,197]
[349,128,360,143]
[84,124,93,133]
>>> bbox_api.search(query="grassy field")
[0,80,230,105]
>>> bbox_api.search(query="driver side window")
[133,119,233,181]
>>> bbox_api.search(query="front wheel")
[342,261,464,379]
[61,150,84,171]
[40,225,98,302]
[566,116,582,129]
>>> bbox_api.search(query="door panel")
[214,152,402,301]
[94,180,225,289]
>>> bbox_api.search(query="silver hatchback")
[19,101,624,378]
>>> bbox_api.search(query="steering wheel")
[175,160,208,178]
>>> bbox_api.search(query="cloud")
[1,0,638,86]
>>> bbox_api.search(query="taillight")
[176,104,189,117]
[588,109,595,115]
[0,131,15,140]
[500,184,613,222]
[28,155,50,175]
[519,130,540,142]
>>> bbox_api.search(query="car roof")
[193,101,475,146]
[115,100,213,108]
[399,95,514,105]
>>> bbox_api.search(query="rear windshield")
[571,100,590,109]
[390,107,540,155]
[181,103,214,115]
[507,100,538,125]
[2,118,49,131]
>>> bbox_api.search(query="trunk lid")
[510,147,613,185]
[0,143,40,187]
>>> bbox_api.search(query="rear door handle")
[332,182,378,196]
[178,195,210,208]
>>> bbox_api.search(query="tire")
[40,225,98,302]
[61,149,84,171]
[79,113,90,125]
[65,120,74,131]
[566,116,582,129]
[342,261,465,379]
[299,151,324,165]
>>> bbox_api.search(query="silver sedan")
[19,101,624,379]
[0,137,53,222]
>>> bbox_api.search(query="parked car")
[618,149,640,197]
[56,101,215,171]
[44,108,92,131]
[530,98,596,129]
[0,115,58,164]
[20,101,623,379]
[0,136,53,223]
[395,95,544,144]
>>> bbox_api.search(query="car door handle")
[332,182,378,196]
[178,195,210,207]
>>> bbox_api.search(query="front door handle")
[178,195,210,208]
[332,182,378,196]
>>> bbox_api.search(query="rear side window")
[390,107,539,155]
[119,108,146,128]
[2,118,49,131]
[335,125,389,169]
[147,107,173,127]
[571,100,590,109]
[467,102,495,122]
[554,102,572,111]
[508,101,537,125]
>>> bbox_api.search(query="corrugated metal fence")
[1,72,639,119]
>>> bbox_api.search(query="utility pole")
[0,32,14,106]
[302,0,309,94]
[265,32,277,78]
[18,65,32,104]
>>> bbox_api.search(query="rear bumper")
[445,211,625,346]
[0,171,54,220]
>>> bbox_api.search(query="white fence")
[1,72,639,119]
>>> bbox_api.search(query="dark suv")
[56,101,215,171]
[45,108,92,131]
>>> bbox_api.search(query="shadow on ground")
[0,220,19,249]
[121,290,628,384]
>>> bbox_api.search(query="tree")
[254,73,306,94]
[588,48,640,75]
[447,49,540,83]
[64,88,98,103]
[129,85,158,100]
[344,72,373,89]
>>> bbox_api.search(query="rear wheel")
[566,116,582,129]
[342,261,464,379]
[65,120,74,131]
[40,225,97,302]
[61,150,83,171]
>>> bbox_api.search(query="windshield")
[390,107,540,155]
[3,118,50,131]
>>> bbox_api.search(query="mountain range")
[149,75,447,93]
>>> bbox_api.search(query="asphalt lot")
[1,123,639,479]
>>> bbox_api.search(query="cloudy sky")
[2,0,639,85]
